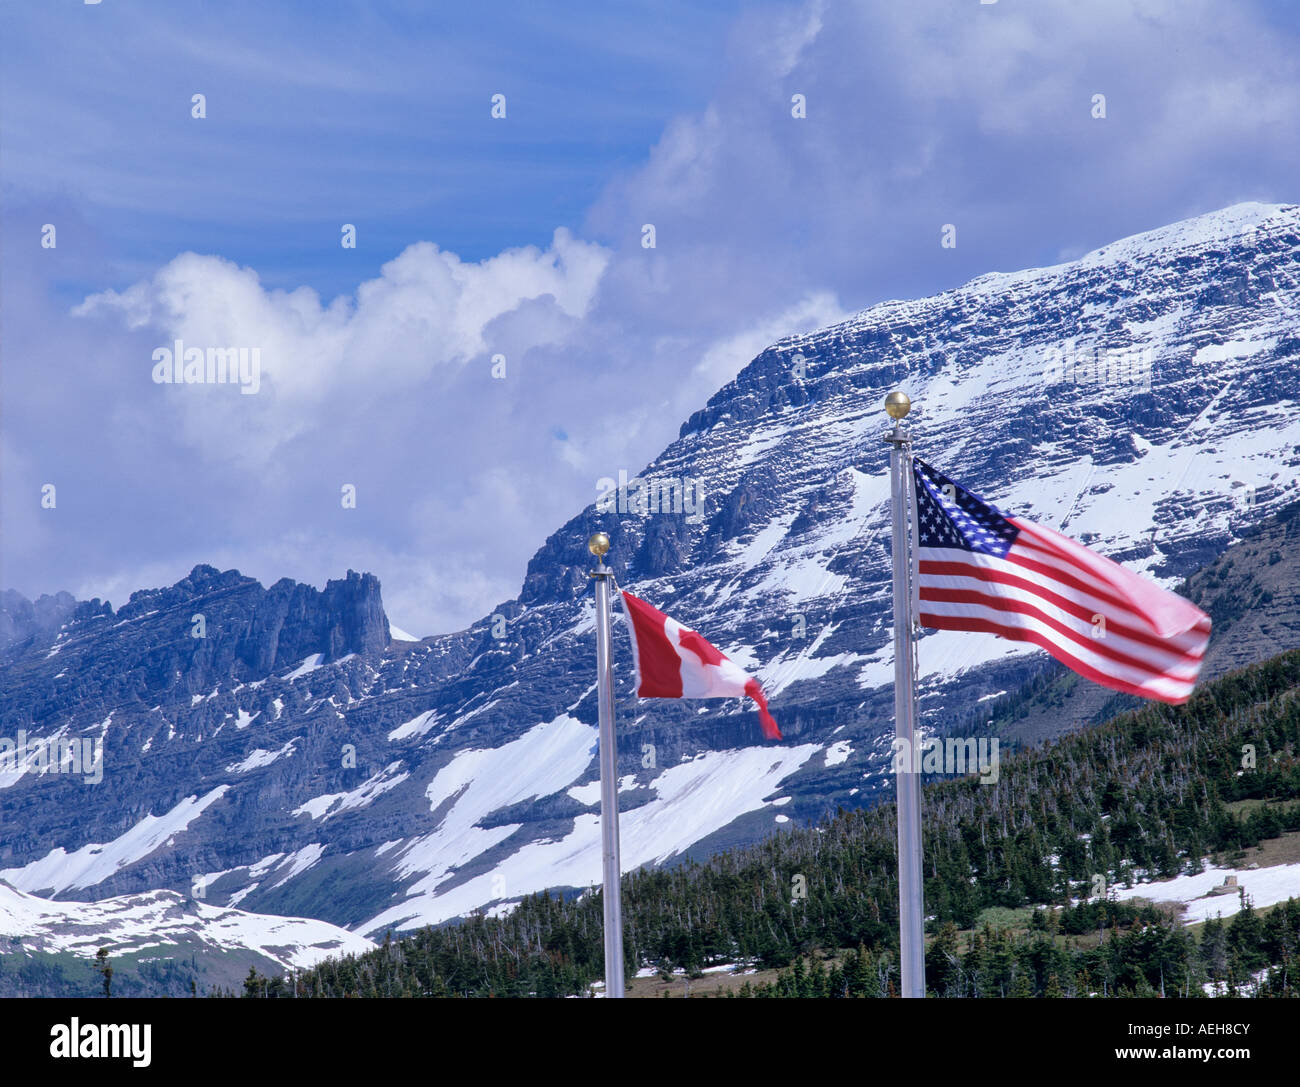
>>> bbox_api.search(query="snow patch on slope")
[0,786,231,895]
[362,741,820,933]
[0,881,373,971]
[284,654,324,681]
[388,709,440,741]
[1111,863,1300,924]
[824,740,853,767]
[226,739,299,774]
[293,763,409,821]
[362,714,599,922]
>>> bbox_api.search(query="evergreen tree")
[94,948,113,999]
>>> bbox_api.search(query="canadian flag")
[619,590,781,740]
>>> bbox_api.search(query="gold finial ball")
[587,531,610,558]
[885,390,911,419]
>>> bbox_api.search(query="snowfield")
[361,738,820,934]
[1111,862,1300,924]
[0,880,373,971]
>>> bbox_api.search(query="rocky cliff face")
[2,202,1298,945]
[2,566,389,708]
[0,590,89,651]
[0,567,392,905]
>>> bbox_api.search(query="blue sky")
[3,0,1298,633]
[4,0,747,298]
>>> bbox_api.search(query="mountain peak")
[972,200,1300,291]
[678,200,1300,444]
[3,565,392,700]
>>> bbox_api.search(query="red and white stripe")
[619,590,782,740]
[918,518,1211,704]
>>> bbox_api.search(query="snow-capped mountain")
[2,202,1297,953]
[0,878,373,995]
[0,880,373,972]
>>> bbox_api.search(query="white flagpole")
[588,531,625,998]
[883,391,925,998]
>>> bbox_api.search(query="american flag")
[912,458,1210,704]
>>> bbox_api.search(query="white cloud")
[74,230,611,463]
[690,291,847,393]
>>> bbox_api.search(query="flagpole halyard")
[883,391,926,999]
[588,531,626,998]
